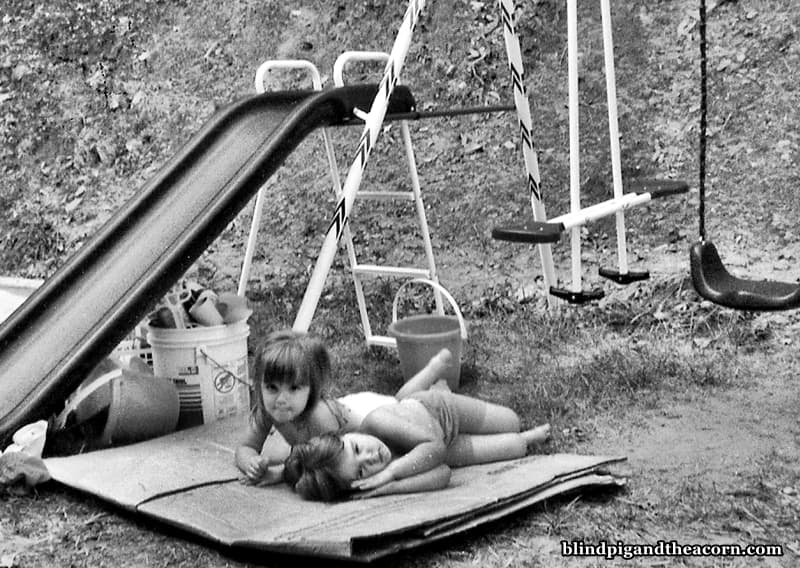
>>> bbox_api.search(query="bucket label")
[177,365,199,376]
[204,356,249,422]
[214,370,237,394]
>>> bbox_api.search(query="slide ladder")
[333,51,441,348]
[241,56,440,348]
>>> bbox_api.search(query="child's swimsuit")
[254,392,397,443]
[406,390,460,447]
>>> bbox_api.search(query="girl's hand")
[240,455,269,483]
[350,485,389,500]
[352,468,394,491]
[247,466,284,487]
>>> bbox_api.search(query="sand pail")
[388,278,467,390]
[55,365,180,447]
[147,321,250,429]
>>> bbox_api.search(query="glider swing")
[492,0,688,305]
[689,0,800,311]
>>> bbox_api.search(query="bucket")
[54,363,180,447]
[388,278,467,390]
[147,321,250,429]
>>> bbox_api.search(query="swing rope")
[698,0,707,241]
[690,0,800,311]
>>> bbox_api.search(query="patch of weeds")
[0,207,66,276]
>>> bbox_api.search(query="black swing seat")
[550,286,604,304]
[690,240,800,311]
[491,221,564,244]
[627,178,689,198]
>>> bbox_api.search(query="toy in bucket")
[388,278,467,390]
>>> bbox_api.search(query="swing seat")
[690,240,800,311]
[550,286,604,304]
[491,221,564,244]
[627,178,689,198]
[598,267,650,284]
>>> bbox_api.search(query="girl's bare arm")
[353,464,451,499]
[353,409,447,490]
[234,415,271,480]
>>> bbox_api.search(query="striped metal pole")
[293,0,426,331]
[498,0,557,304]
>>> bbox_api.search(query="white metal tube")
[601,0,630,274]
[254,59,322,92]
[498,0,557,305]
[237,188,268,296]
[239,60,323,296]
[334,51,391,86]
[567,0,582,292]
[401,120,443,314]
[552,192,650,229]
[293,0,425,331]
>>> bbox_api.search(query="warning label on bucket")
[147,322,251,427]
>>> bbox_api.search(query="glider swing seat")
[689,0,800,311]
[491,0,688,305]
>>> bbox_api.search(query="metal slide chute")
[0,84,415,441]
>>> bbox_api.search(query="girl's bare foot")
[521,424,551,448]
[432,348,453,368]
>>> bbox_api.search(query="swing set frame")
[248,0,692,339]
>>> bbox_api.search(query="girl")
[234,329,452,485]
[283,351,551,501]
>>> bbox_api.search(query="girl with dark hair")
[234,330,452,485]
[284,349,550,501]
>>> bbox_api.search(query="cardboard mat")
[45,414,626,562]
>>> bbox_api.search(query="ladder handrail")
[333,50,444,319]
[333,51,391,87]
[238,60,328,297]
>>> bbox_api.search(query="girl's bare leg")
[450,392,521,434]
[395,349,454,400]
[521,424,551,447]
[445,433,527,466]
[445,425,551,466]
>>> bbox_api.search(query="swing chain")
[698,0,707,241]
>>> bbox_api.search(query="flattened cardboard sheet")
[45,413,626,561]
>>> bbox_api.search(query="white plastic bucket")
[147,321,250,429]
[388,279,467,390]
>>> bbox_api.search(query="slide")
[0,84,415,441]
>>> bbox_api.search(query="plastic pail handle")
[391,278,467,341]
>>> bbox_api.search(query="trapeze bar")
[384,104,516,122]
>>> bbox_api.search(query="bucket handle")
[392,278,467,341]
[53,368,124,430]
[197,346,252,387]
